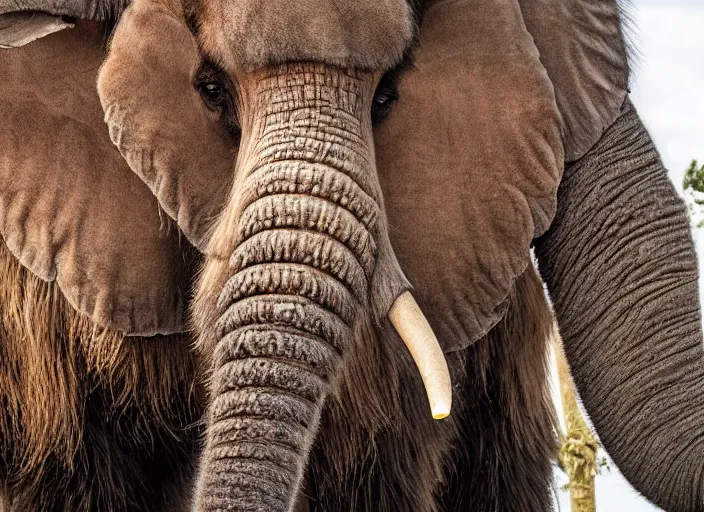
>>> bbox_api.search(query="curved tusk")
[389,291,452,420]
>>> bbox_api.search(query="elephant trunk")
[193,63,449,511]
[536,99,704,511]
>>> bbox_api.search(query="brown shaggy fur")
[0,232,555,511]
[303,264,557,512]
[0,240,204,511]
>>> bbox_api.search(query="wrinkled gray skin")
[536,100,704,511]
[2,0,704,511]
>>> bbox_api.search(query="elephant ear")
[519,0,630,162]
[375,0,563,352]
[0,20,194,336]
[98,0,237,251]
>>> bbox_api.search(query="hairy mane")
[0,240,202,510]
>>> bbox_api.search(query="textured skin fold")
[0,21,193,335]
[536,100,704,511]
[519,0,630,162]
[375,0,563,353]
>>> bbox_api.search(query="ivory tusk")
[389,291,452,420]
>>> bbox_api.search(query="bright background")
[552,1,703,510]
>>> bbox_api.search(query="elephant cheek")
[191,63,390,512]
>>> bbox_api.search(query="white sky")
[630,2,704,191]
[554,1,703,510]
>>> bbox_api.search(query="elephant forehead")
[192,0,415,72]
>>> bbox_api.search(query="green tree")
[683,160,704,192]
[683,160,704,228]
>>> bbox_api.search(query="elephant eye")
[374,93,395,107]
[372,80,399,124]
[200,81,225,104]
[194,62,241,138]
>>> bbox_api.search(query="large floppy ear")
[375,0,564,352]
[0,20,194,336]
[519,0,630,162]
[98,0,237,251]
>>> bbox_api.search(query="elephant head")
[1,0,703,511]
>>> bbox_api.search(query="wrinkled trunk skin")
[192,63,406,512]
[536,100,704,511]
